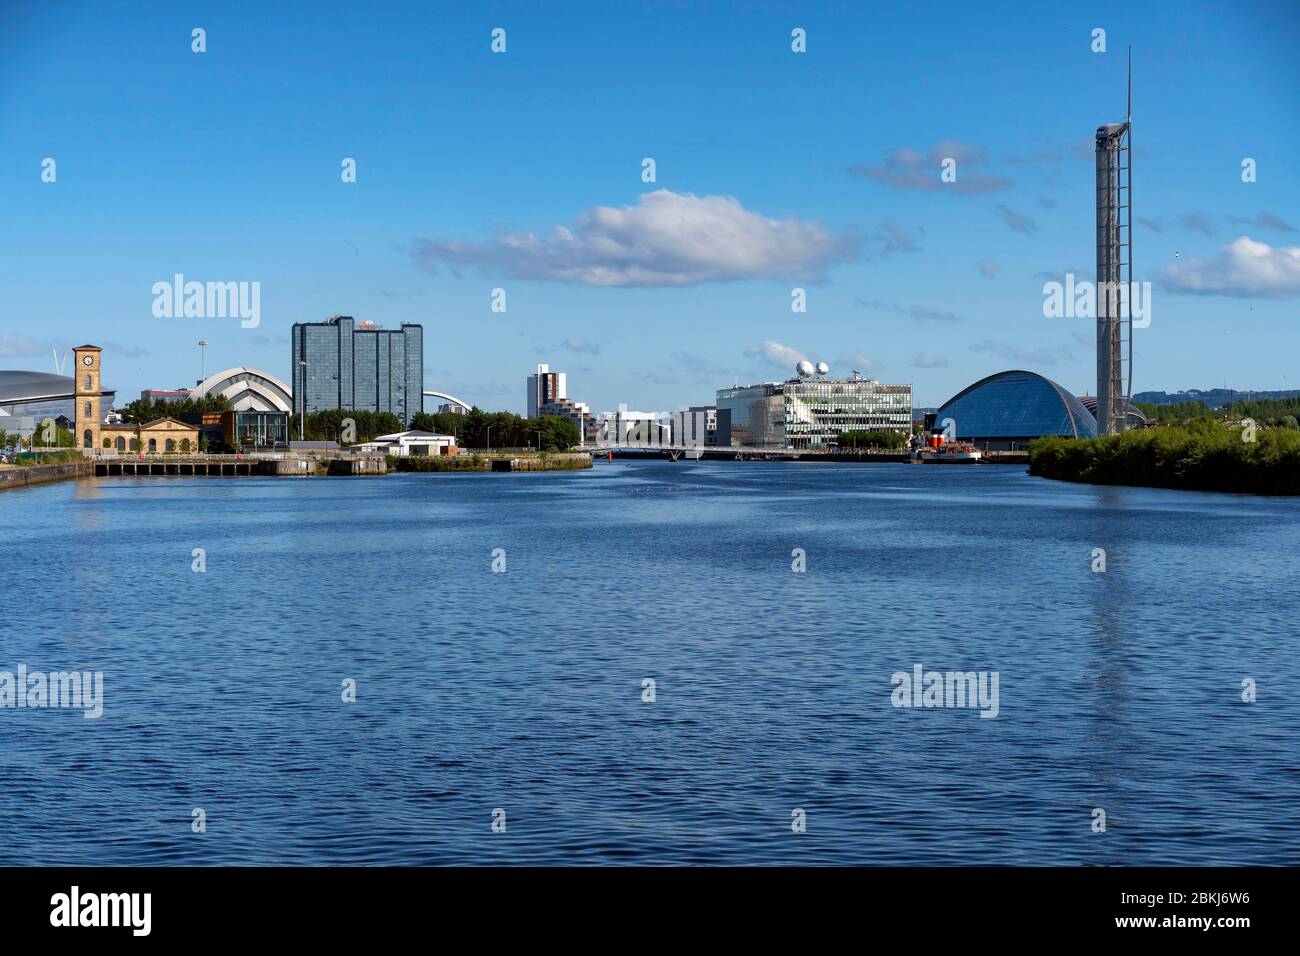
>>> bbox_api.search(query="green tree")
[121,393,231,425]
[410,411,470,440]
[537,415,579,450]
[288,409,404,444]
[34,420,75,448]
[837,429,907,450]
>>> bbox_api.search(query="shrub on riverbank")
[9,451,82,467]
[1028,421,1300,495]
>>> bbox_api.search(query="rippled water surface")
[1,461,1297,865]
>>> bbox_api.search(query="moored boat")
[921,442,982,463]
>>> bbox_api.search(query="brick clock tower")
[73,344,103,453]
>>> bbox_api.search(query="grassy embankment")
[1028,421,1300,495]
[3,451,82,467]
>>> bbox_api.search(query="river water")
[0,461,1296,865]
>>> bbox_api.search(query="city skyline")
[2,1,1298,908]
[2,1,1298,413]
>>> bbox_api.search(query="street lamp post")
[198,339,207,385]
[536,429,542,453]
[485,425,492,452]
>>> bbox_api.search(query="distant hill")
[1132,388,1300,409]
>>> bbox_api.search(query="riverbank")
[1028,422,1300,495]
[603,448,1030,464]
[388,452,592,472]
[0,458,92,492]
[0,452,586,488]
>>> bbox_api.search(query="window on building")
[84,401,92,416]
[165,439,176,453]
[148,438,157,453]
[85,374,92,389]
[115,436,126,452]
[83,430,93,448]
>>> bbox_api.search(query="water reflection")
[0,464,1295,865]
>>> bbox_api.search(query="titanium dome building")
[1078,395,1147,431]
[930,370,1098,451]
[192,367,293,412]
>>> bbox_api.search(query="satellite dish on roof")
[796,360,815,379]
[815,361,829,376]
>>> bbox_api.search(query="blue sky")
[1,0,1297,412]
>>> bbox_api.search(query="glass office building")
[291,316,423,424]
[931,369,1098,451]
[716,383,785,447]
[225,410,290,450]
[717,377,913,449]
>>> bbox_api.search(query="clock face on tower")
[83,355,93,366]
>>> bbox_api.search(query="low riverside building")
[717,365,912,449]
[593,409,672,446]
[101,417,200,454]
[686,405,731,447]
[222,410,290,451]
[358,430,458,457]
[72,343,202,454]
[139,387,192,402]
[179,409,291,452]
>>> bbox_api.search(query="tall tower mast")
[1095,47,1133,436]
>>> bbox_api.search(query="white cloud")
[0,335,43,357]
[996,205,1036,235]
[1163,236,1300,299]
[849,141,1014,195]
[1230,212,1295,233]
[745,340,809,370]
[857,298,959,322]
[411,190,854,287]
[910,353,949,368]
[971,339,1074,367]
[869,220,924,258]
[838,351,885,375]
